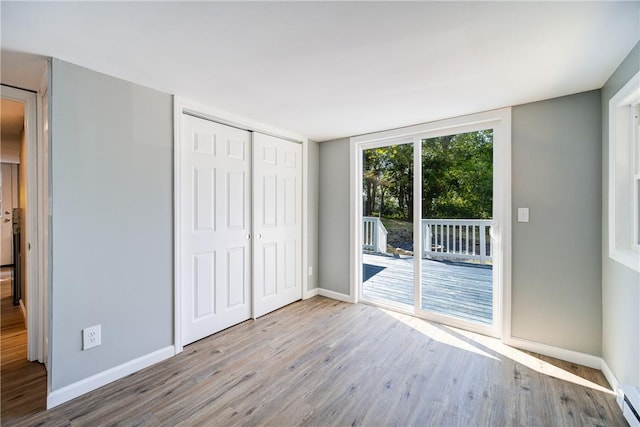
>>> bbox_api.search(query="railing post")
[479,224,486,263]
[362,217,388,254]
[371,220,378,253]
[423,221,432,258]
[378,219,387,253]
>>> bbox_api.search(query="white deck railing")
[422,219,493,264]
[363,217,388,253]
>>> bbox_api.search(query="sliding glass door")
[418,130,495,328]
[361,142,415,310]
[356,113,507,337]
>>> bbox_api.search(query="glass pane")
[420,130,494,325]
[361,143,414,307]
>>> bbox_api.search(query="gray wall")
[601,42,640,390]
[318,92,604,355]
[307,140,320,290]
[511,90,602,355]
[50,59,174,390]
[318,138,351,294]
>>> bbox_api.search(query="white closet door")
[180,115,252,345]
[253,133,302,318]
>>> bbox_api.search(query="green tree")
[363,130,493,221]
[422,130,493,219]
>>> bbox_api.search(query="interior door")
[253,133,302,318]
[1,163,18,266]
[180,115,252,345]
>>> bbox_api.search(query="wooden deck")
[362,253,493,325]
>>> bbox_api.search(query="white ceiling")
[1,1,638,141]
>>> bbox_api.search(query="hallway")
[0,266,46,421]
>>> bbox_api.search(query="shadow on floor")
[363,263,386,282]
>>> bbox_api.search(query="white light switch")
[517,208,530,223]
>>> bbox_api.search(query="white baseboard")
[318,288,354,303]
[19,299,27,326]
[303,287,319,299]
[602,359,640,427]
[47,346,175,409]
[600,358,620,394]
[503,336,601,369]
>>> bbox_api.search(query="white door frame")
[1,83,48,363]
[350,108,512,338]
[173,96,309,354]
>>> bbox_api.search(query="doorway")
[1,85,48,418]
[352,109,511,338]
[1,97,27,315]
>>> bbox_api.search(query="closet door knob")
[257,233,262,240]
[245,234,251,240]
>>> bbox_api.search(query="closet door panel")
[253,133,302,318]
[181,115,251,346]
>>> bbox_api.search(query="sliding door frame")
[350,108,512,338]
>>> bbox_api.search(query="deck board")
[362,253,493,325]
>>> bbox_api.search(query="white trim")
[350,108,511,339]
[601,359,640,427]
[498,109,512,342]
[318,288,355,303]
[413,136,422,316]
[46,346,175,409]
[302,127,309,305]
[303,287,319,299]
[1,85,40,363]
[503,335,601,369]
[176,97,307,144]
[351,108,512,144]
[173,96,309,354]
[600,358,620,394]
[173,96,183,355]
[37,62,51,370]
[609,70,640,272]
[349,137,359,303]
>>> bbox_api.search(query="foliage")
[363,130,493,220]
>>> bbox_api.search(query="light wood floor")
[0,267,47,422]
[3,295,626,426]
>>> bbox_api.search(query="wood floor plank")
[1,267,48,423]
[1,295,626,427]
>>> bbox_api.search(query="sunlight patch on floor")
[446,326,614,394]
[381,308,500,361]
[378,306,614,395]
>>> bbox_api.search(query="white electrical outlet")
[308,266,313,276]
[83,325,101,350]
